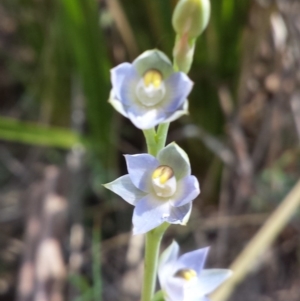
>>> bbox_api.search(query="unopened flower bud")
[172,0,211,39]
[173,34,195,73]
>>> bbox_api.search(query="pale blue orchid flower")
[104,143,200,234]
[158,241,232,301]
[109,49,193,129]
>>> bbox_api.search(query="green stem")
[143,123,170,157]
[141,223,169,301]
[143,128,158,156]
[156,123,170,151]
[141,122,170,301]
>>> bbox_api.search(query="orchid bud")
[173,34,195,73]
[172,0,211,39]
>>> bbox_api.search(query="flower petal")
[163,277,184,301]
[158,241,180,287]
[127,107,166,130]
[111,63,134,100]
[163,100,189,123]
[177,247,210,276]
[168,203,192,225]
[184,285,207,301]
[125,154,159,192]
[198,269,233,295]
[103,175,146,205]
[170,175,200,207]
[180,203,192,225]
[159,241,180,268]
[133,49,174,79]
[162,73,193,112]
[132,194,171,235]
[118,66,141,107]
[157,143,191,180]
[108,90,128,117]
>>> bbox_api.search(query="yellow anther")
[143,69,163,88]
[152,165,174,184]
[174,269,197,281]
[152,167,163,180]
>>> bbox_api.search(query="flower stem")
[143,123,170,157]
[141,223,169,301]
[143,128,158,156]
[141,123,170,301]
[156,123,170,151]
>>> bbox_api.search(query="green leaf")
[0,117,83,149]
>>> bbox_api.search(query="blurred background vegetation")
[0,0,300,300]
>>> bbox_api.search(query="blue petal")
[103,175,146,205]
[162,72,193,112]
[158,241,180,288]
[177,247,210,276]
[118,66,140,107]
[111,63,134,101]
[198,269,232,295]
[170,175,200,207]
[127,107,167,130]
[159,241,180,267]
[108,90,128,118]
[132,194,171,235]
[168,203,192,225]
[125,154,159,192]
[163,277,184,301]
[163,100,189,123]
